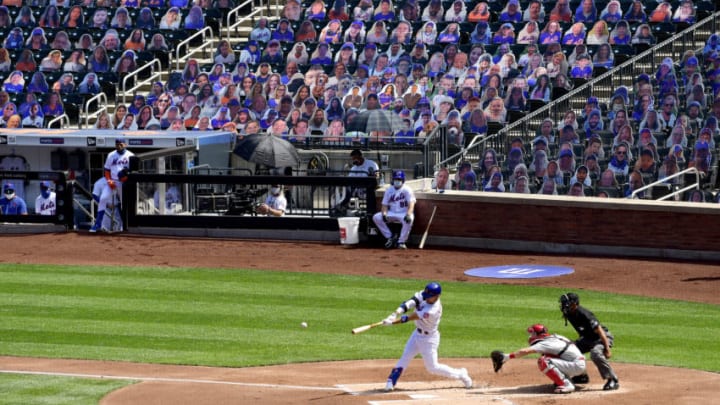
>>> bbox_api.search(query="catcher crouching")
[491,324,586,394]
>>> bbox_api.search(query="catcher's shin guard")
[538,356,566,386]
[388,367,404,386]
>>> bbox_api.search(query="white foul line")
[0,369,345,392]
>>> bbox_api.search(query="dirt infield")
[1,233,719,404]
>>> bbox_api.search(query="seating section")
[0,0,718,201]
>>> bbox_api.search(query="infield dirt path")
[1,233,718,404]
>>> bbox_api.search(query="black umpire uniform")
[560,292,619,391]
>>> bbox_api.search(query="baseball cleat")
[603,378,619,391]
[460,368,473,389]
[89,224,99,233]
[397,243,407,249]
[554,380,575,394]
[384,237,397,249]
[384,380,394,392]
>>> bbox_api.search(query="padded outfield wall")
[401,180,720,262]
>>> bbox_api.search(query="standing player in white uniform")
[372,170,415,249]
[381,282,473,391]
[35,181,56,215]
[90,138,134,232]
[492,324,587,394]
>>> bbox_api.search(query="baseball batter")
[90,138,133,232]
[372,170,415,249]
[381,282,473,391]
[492,324,587,394]
[560,292,619,390]
[35,181,56,215]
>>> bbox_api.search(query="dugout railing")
[123,173,378,235]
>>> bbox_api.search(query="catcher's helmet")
[527,324,549,344]
[421,282,442,300]
[392,170,406,182]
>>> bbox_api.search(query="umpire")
[559,292,619,391]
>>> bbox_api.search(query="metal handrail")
[46,114,69,129]
[226,0,267,41]
[121,59,163,105]
[83,92,108,129]
[434,133,491,171]
[631,167,702,200]
[174,26,215,71]
[421,124,446,177]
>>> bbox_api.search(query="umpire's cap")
[422,282,442,299]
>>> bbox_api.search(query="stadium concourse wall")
[402,180,720,262]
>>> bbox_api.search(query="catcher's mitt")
[491,350,506,373]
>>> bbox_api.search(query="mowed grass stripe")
[0,264,718,371]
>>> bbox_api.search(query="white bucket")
[338,217,361,245]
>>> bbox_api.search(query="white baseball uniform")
[372,184,416,243]
[35,191,56,215]
[393,291,467,380]
[531,334,586,379]
[99,148,134,213]
[92,177,122,230]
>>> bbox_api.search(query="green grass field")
[0,263,718,403]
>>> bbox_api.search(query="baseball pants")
[394,330,465,380]
[576,332,617,380]
[372,212,414,243]
[545,356,587,379]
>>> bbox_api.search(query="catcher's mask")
[559,292,579,315]
[527,324,549,344]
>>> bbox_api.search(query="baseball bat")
[418,205,437,250]
[352,321,383,335]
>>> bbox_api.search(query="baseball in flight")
[301,322,308,328]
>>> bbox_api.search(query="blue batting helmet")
[392,170,406,181]
[422,282,442,299]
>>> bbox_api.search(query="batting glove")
[403,214,414,224]
[382,313,397,326]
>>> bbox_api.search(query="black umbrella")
[233,134,300,168]
[346,109,405,134]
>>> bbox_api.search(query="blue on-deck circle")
[464,265,574,279]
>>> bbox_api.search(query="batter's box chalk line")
[338,381,478,396]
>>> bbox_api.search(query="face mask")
[352,160,361,166]
[271,187,281,195]
[117,147,126,155]
[393,180,403,188]
[41,189,51,199]
[4,191,15,199]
